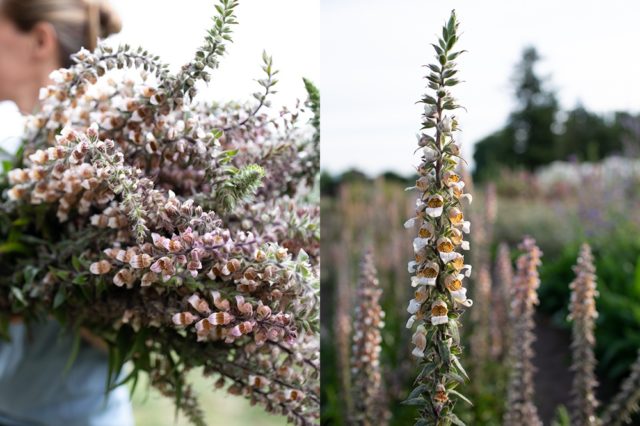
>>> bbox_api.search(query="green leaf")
[63,332,81,375]
[422,95,437,105]
[451,354,469,381]
[24,266,39,286]
[53,287,67,309]
[448,413,466,426]
[71,256,83,272]
[401,397,427,406]
[448,319,460,345]
[438,338,451,366]
[445,371,465,384]
[417,362,438,381]
[408,384,429,399]
[0,242,27,254]
[448,388,473,406]
[72,274,88,285]
[10,287,27,306]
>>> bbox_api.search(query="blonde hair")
[1,0,122,67]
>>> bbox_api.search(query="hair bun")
[97,1,121,38]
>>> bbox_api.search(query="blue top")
[0,320,133,426]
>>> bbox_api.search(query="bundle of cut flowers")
[0,1,319,425]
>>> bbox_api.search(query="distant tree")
[381,170,412,185]
[474,46,559,179]
[320,170,338,197]
[558,106,624,162]
[339,168,369,184]
[473,47,633,181]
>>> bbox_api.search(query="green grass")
[131,370,287,426]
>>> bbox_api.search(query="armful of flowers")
[0,1,319,425]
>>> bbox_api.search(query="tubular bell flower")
[403,11,472,423]
[411,261,439,286]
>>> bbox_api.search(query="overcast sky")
[1,0,319,142]
[321,0,640,176]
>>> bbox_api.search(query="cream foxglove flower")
[445,274,473,307]
[404,217,418,229]
[437,237,458,263]
[412,328,427,358]
[439,115,453,133]
[418,222,435,240]
[430,300,449,325]
[411,261,439,286]
[413,237,430,253]
[406,315,417,329]
[425,194,444,217]
[407,298,422,314]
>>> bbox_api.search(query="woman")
[0,1,134,425]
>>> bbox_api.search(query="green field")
[132,371,286,426]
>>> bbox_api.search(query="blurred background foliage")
[320,45,640,425]
[132,370,286,426]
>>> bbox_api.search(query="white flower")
[445,274,473,307]
[411,275,435,287]
[440,251,459,263]
[430,300,449,326]
[412,262,439,286]
[462,264,472,277]
[407,261,417,273]
[406,315,416,329]
[424,195,444,218]
[424,104,437,117]
[431,315,449,325]
[39,87,50,100]
[411,329,427,358]
[413,237,430,253]
[423,146,438,162]
[404,217,417,229]
[412,347,425,358]
[49,69,64,84]
[407,298,422,314]
[439,116,452,133]
[418,222,435,240]
[426,206,443,217]
[461,241,470,250]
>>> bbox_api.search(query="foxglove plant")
[491,242,513,360]
[334,242,354,419]
[403,10,473,425]
[349,248,387,426]
[503,237,542,426]
[601,349,640,425]
[568,243,600,426]
[0,1,319,424]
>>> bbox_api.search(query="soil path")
[532,313,574,423]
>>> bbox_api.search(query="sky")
[321,0,640,176]
[0,0,319,143]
